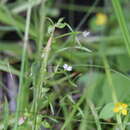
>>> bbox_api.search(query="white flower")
[67,66,72,71]
[63,64,72,71]
[63,64,68,69]
[82,31,90,37]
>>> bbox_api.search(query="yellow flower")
[95,13,107,25]
[113,102,128,115]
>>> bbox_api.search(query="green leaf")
[55,18,66,29]
[48,25,55,34]
[42,120,51,128]
[57,17,64,24]
[55,23,66,29]
[99,103,114,120]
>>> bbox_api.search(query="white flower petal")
[67,66,72,71]
[63,64,68,69]
[63,64,72,71]
[83,31,90,37]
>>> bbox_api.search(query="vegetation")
[0,0,130,129]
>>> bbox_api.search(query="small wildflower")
[113,102,128,115]
[82,31,90,37]
[63,64,72,71]
[95,13,107,25]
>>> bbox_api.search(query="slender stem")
[111,0,130,56]
[14,0,32,129]
[33,27,54,130]
[88,100,102,130]
[37,0,46,57]
[103,56,123,130]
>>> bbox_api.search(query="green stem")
[88,100,102,130]
[111,0,130,56]
[33,29,54,130]
[37,0,46,57]
[103,56,123,130]
[14,0,32,129]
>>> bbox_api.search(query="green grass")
[0,0,130,129]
